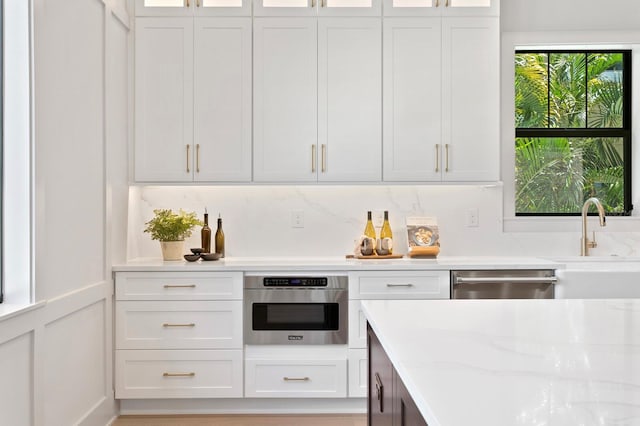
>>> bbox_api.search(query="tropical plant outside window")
[514,50,632,215]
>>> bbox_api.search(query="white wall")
[501,0,640,32]
[0,0,129,425]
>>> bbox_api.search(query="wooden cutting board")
[345,254,404,259]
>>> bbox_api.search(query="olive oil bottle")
[215,214,225,258]
[201,211,211,253]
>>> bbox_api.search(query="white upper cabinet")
[135,17,252,182]
[253,0,381,17]
[383,16,499,182]
[317,18,382,182]
[135,18,194,182]
[253,18,318,182]
[253,18,381,182]
[383,0,498,16]
[135,0,251,17]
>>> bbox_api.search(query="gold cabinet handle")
[186,144,190,173]
[163,372,195,377]
[321,0,325,6]
[197,0,200,6]
[321,144,326,172]
[435,0,439,6]
[163,284,196,289]
[435,144,440,172]
[445,143,450,172]
[283,377,310,381]
[196,144,200,173]
[445,0,449,6]
[163,323,196,327]
[311,0,315,6]
[311,145,316,173]
[185,0,190,7]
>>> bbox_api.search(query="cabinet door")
[318,0,381,17]
[194,18,252,182]
[318,18,381,182]
[442,0,498,16]
[368,323,394,426]
[383,0,498,17]
[253,18,318,182]
[135,0,251,17]
[253,0,316,17]
[441,17,499,182]
[135,0,194,16]
[383,18,441,182]
[135,18,194,182]
[395,371,429,426]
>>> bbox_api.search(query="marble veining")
[362,299,640,426]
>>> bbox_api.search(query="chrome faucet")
[580,197,606,256]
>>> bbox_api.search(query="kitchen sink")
[550,256,640,298]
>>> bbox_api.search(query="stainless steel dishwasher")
[451,270,557,299]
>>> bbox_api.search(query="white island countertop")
[113,256,561,272]
[362,299,640,426]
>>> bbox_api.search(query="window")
[514,50,632,216]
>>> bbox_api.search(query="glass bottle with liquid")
[201,212,211,253]
[215,214,225,258]
[379,211,393,255]
[364,211,376,240]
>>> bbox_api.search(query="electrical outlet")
[466,208,479,227]
[291,210,304,228]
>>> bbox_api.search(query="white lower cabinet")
[245,358,347,398]
[116,349,243,399]
[347,270,450,397]
[114,272,244,399]
[347,349,367,398]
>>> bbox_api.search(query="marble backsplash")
[126,185,640,260]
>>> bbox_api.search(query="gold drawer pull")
[283,377,310,381]
[163,323,196,327]
[163,372,195,377]
[163,284,196,289]
[435,144,440,172]
[386,283,414,287]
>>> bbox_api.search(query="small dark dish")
[184,254,201,262]
[190,248,204,255]
[200,252,221,261]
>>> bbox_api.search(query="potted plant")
[144,209,203,261]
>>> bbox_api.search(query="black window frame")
[515,49,633,217]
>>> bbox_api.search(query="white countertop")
[113,256,560,272]
[361,299,640,426]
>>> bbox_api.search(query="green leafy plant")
[144,209,203,241]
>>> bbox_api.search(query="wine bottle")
[364,211,376,241]
[215,214,225,258]
[379,211,393,254]
[201,211,211,253]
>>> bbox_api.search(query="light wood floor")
[113,414,367,426]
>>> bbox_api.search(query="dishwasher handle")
[454,276,557,285]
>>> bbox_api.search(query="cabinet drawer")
[349,271,450,299]
[115,271,243,301]
[115,349,243,399]
[115,301,242,349]
[348,349,367,398]
[245,359,347,398]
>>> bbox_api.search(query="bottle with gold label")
[201,211,211,253]
[364,211,376,241]
[379,211,393,255]
[215,214,225,258]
